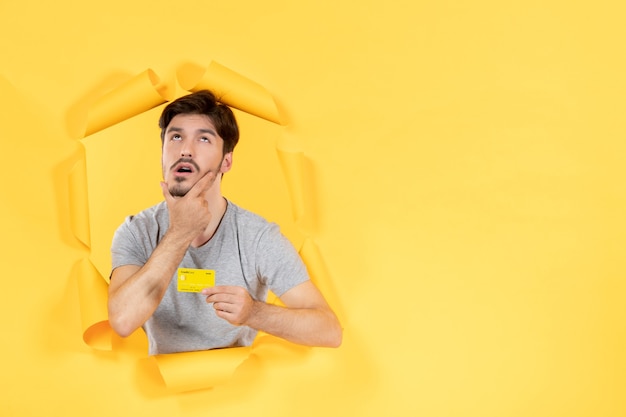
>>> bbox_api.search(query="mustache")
[170,158,200,172]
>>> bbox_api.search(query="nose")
[180,139,193,158]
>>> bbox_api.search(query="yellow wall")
[1,1,625,416]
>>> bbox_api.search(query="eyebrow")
[166,126,218,136]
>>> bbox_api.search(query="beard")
[164,157,203,197]
[163,156,225,197]
[167,167,220,197]
[168,178,193,197]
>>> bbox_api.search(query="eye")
[171,134,182,141]
[199,136,211,143]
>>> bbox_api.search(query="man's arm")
[108,231,195,337]
[202,281,343,347]
[108,172,216,337]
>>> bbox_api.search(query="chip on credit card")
[177,268,215,293]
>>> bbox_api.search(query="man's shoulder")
[122,201,168,229]
[111,201,167,254]
[224,201,298,260]
[225,200,279,237]
[227,200,269,224]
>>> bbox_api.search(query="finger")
[160,181,175,203]
[201,286,219,296]
[212,302,236,318]
[187,170,216,197]
[202,285,234,296]
[205,292,235,304]
[214,309,232,322]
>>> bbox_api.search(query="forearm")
[108,230,193,337]
[245,301,342,348]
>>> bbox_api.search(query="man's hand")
[202,281,342,347]
[160,171,216,241]
[202,286,258,326]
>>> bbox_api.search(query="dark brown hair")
[158,90,239,153]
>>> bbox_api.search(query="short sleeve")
[255,224,310,296]
[110,216,149,271]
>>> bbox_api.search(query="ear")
[220,152,233,173]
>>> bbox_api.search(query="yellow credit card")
[177,268,215,293]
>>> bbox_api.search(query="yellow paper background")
[1,1,625,416]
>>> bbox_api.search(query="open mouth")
[176,165,193,173]
[171,159,199,176]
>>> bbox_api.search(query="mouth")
[176,165,193,174]
[171,159,200,177]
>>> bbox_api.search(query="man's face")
[161,113,232,197]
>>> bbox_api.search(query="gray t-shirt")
[111,199,309,355]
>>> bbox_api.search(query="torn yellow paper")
[249,335,311,364]
[276,134,318,236]
[73,69,173,138]
[276,146,306,223]
[299,237,345,324]
[75,258,113,350]
[153,346,251,392]
[68,154,90,248]
[178,61,284,125]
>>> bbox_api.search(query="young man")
[107,90,342,355]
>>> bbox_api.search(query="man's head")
[159,90,239,154]
[159,91,239,197]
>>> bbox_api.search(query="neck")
[190,193,227,248]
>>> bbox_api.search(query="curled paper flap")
[299,238,344,324]
[153,347,251,392]
[177,61,284,125]
[276,145,306,224]
[276,137,316,234]
[75,258,113,350]
[80,69,172,137]
[250,335,310,362]
[68,154,90,247]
